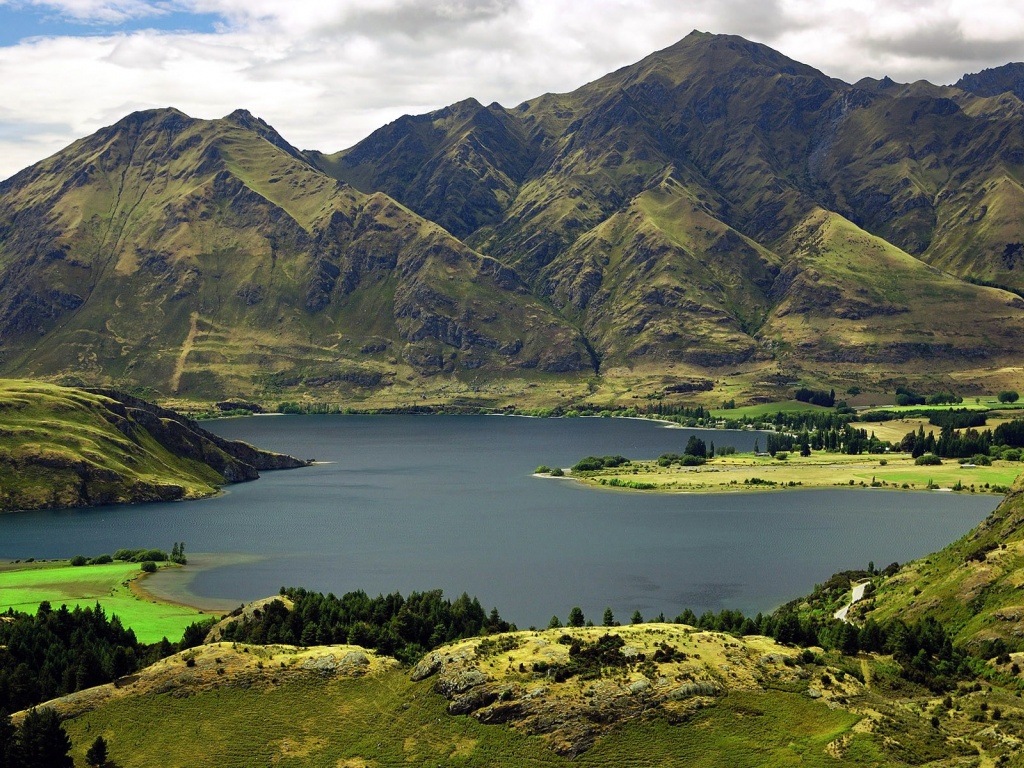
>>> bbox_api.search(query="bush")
[774,452,788,461]
[1002,449,1021,462]
[550,467,564,477]
[70,555,88,567]
[90,554,113,565]
[915,454,942,466]
[535,465,552,474]
[140,561,157,573]
[998,390,1020,404]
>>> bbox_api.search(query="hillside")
[0,109,591,403]
[22,621,1023,766]
[1,33,1023,404]
[850,473,1024,654]
[0,379,306,511]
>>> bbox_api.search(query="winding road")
[834,581,869,623]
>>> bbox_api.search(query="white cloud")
[0,0,1022,180]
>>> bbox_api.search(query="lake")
[0,415,996,628]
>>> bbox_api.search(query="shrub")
[774,452,788,461]
[550,467,564,477]
[998,390,1020,404]
[70,555,88,567]
[140,561,157,573]
[89,554,113,565]
[535,465,552,474]
[915,454,942,466]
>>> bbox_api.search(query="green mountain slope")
[854,474,1024,653]
[0,379,305,511]
[0,109,591,400]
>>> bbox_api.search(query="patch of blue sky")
[0,5,223,46]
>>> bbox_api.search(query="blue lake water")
[0,415,996,627]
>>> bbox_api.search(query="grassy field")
[568,452,1023,494]
[0,559,211,643]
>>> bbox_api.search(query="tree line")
[216,588,512,665]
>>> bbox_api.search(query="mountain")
[0,108,591,401]
[0,379,307,511]
[320,32,1024,377]
[2,33,1024,403]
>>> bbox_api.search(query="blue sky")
[0,0,1022,181]
[0,4,221,45]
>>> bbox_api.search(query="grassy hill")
[0,379,305,511]
[28,621,1023,766]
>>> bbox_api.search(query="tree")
[86,735,108,767]
[631,610,643,625]
[0,710,15,768]
[998,390,1020,404]
[16,708,73,768]
[547,615,562,629]
[602,608,615,626]
[567,607,585,627]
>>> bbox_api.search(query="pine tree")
[0,709,16,768]
[567,607,585,627]
[85,735,108,767]
[602,608,615,626]
[16,708,73,768]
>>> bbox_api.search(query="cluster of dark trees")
[571,455,630,472]
[668,606,965,692]
[216,588,512,664]
[0,707,75,768]
[0,603,145,713]
[657,436,714,466]
[859,387,961,408]
[794,388,836,407]
[899,419,1024,459]
[765,424,888,456]
[0,602,207,715]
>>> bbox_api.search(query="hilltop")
[0,379,307,512]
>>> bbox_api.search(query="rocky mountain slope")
[0,380,307,511]
[2,32,1023,403]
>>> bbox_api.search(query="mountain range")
[2,31,1023,404]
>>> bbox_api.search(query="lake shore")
[557,453,1023,495]
[132,552,259,613]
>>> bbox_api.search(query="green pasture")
[710,400,829,418]
[0,560,208,643]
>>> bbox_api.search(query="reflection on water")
[0,415,997,627]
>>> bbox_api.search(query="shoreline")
[131,553,261,614]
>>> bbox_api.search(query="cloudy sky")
[1,0,1022,181]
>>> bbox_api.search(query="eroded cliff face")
[0,381,308,512]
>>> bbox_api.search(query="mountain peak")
[956,62,1024,100]
[221,108,307,164]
